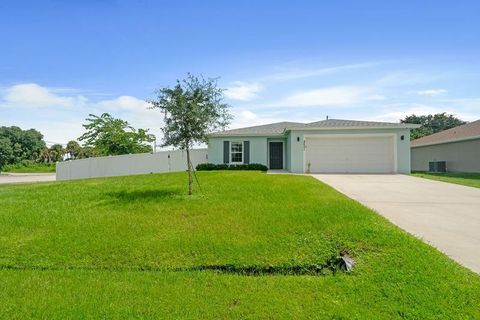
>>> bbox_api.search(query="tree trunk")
[186,146,193,195]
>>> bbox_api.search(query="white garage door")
[305,135,395,173]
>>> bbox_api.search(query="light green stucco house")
[208,119,419,174]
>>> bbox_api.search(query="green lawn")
[0,171,479,319]
[412,172,480,188]
[1,162,56,173]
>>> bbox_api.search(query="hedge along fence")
[1,161,56,173]
[196,163,268,171]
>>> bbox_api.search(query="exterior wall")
[208,136,285,167]
[56,149,208,181]
[288,128,412,174]
[286,134,292,171]
[208,128,412,173]
[397,129,412,174]
[411,139,480,172]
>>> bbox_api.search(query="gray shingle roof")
[210,119,417,136]
[304,119,414,128]
[211,121,304,136]
[411,119,480,147]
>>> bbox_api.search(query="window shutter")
[223,141,229,164]
[244,141,250,164]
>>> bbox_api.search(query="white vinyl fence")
[56,149,208,181]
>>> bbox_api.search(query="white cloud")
[0,84,152,114]
[228,108,316,130]
[439,98,480,110]
[2,83,87,108]
[281,86,380,107]
[93,95,151,112]
[415,89,447,96]
[0,83,161,143]
[259,61,388,82]
[378,71,445,87]
[224,82,263,101]
[237,110,257,121]
[223,61,387,103]
[366,103,478,123]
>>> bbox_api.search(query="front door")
[269,142,283,169]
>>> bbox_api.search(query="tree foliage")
[77,146,97,159]
[149,74,232,194]
[48,144,65,163]
[401,113,466,140]
[65,140,82,160]
[78,113,154,156]
[0,126,46,168]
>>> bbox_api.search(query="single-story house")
[411,120,480,172]
[207,119,419,174]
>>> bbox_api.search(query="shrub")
[1,161,56,173]
[195,163,217,171]
[196,163,268,172]
[247,163,269,171]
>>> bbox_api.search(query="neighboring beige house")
[411,120,480,172]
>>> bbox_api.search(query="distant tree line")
[0,113,154,170]
[0,126,46,166]
[401,113,465,140]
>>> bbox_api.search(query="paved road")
[0,173,56,184]
[312,174,480,274]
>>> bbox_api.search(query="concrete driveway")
[312,174,480,274]
[0,173,56,184]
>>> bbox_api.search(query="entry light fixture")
[401,135,405,140]
[297,137,300,142]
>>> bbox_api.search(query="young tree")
[79,113,154,156]
[401,113,466,139]
[149,74,232,195]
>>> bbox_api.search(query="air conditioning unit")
[429,161,447,173]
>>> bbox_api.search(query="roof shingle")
[303,119,413,128]
[411,120,480,147]
[211,119,417,136]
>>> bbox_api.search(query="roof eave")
[208,133,286,138]
[286,124,420,131]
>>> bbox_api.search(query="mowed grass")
[412,171,480,188]
[0,171,479,319]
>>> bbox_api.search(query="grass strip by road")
[412,171,480,188]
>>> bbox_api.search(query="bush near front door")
[196,163,268,171]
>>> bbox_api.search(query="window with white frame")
[230,141,243,163]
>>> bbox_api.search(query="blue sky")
[1,0,479,145]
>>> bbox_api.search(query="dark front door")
[269,142,283,169]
